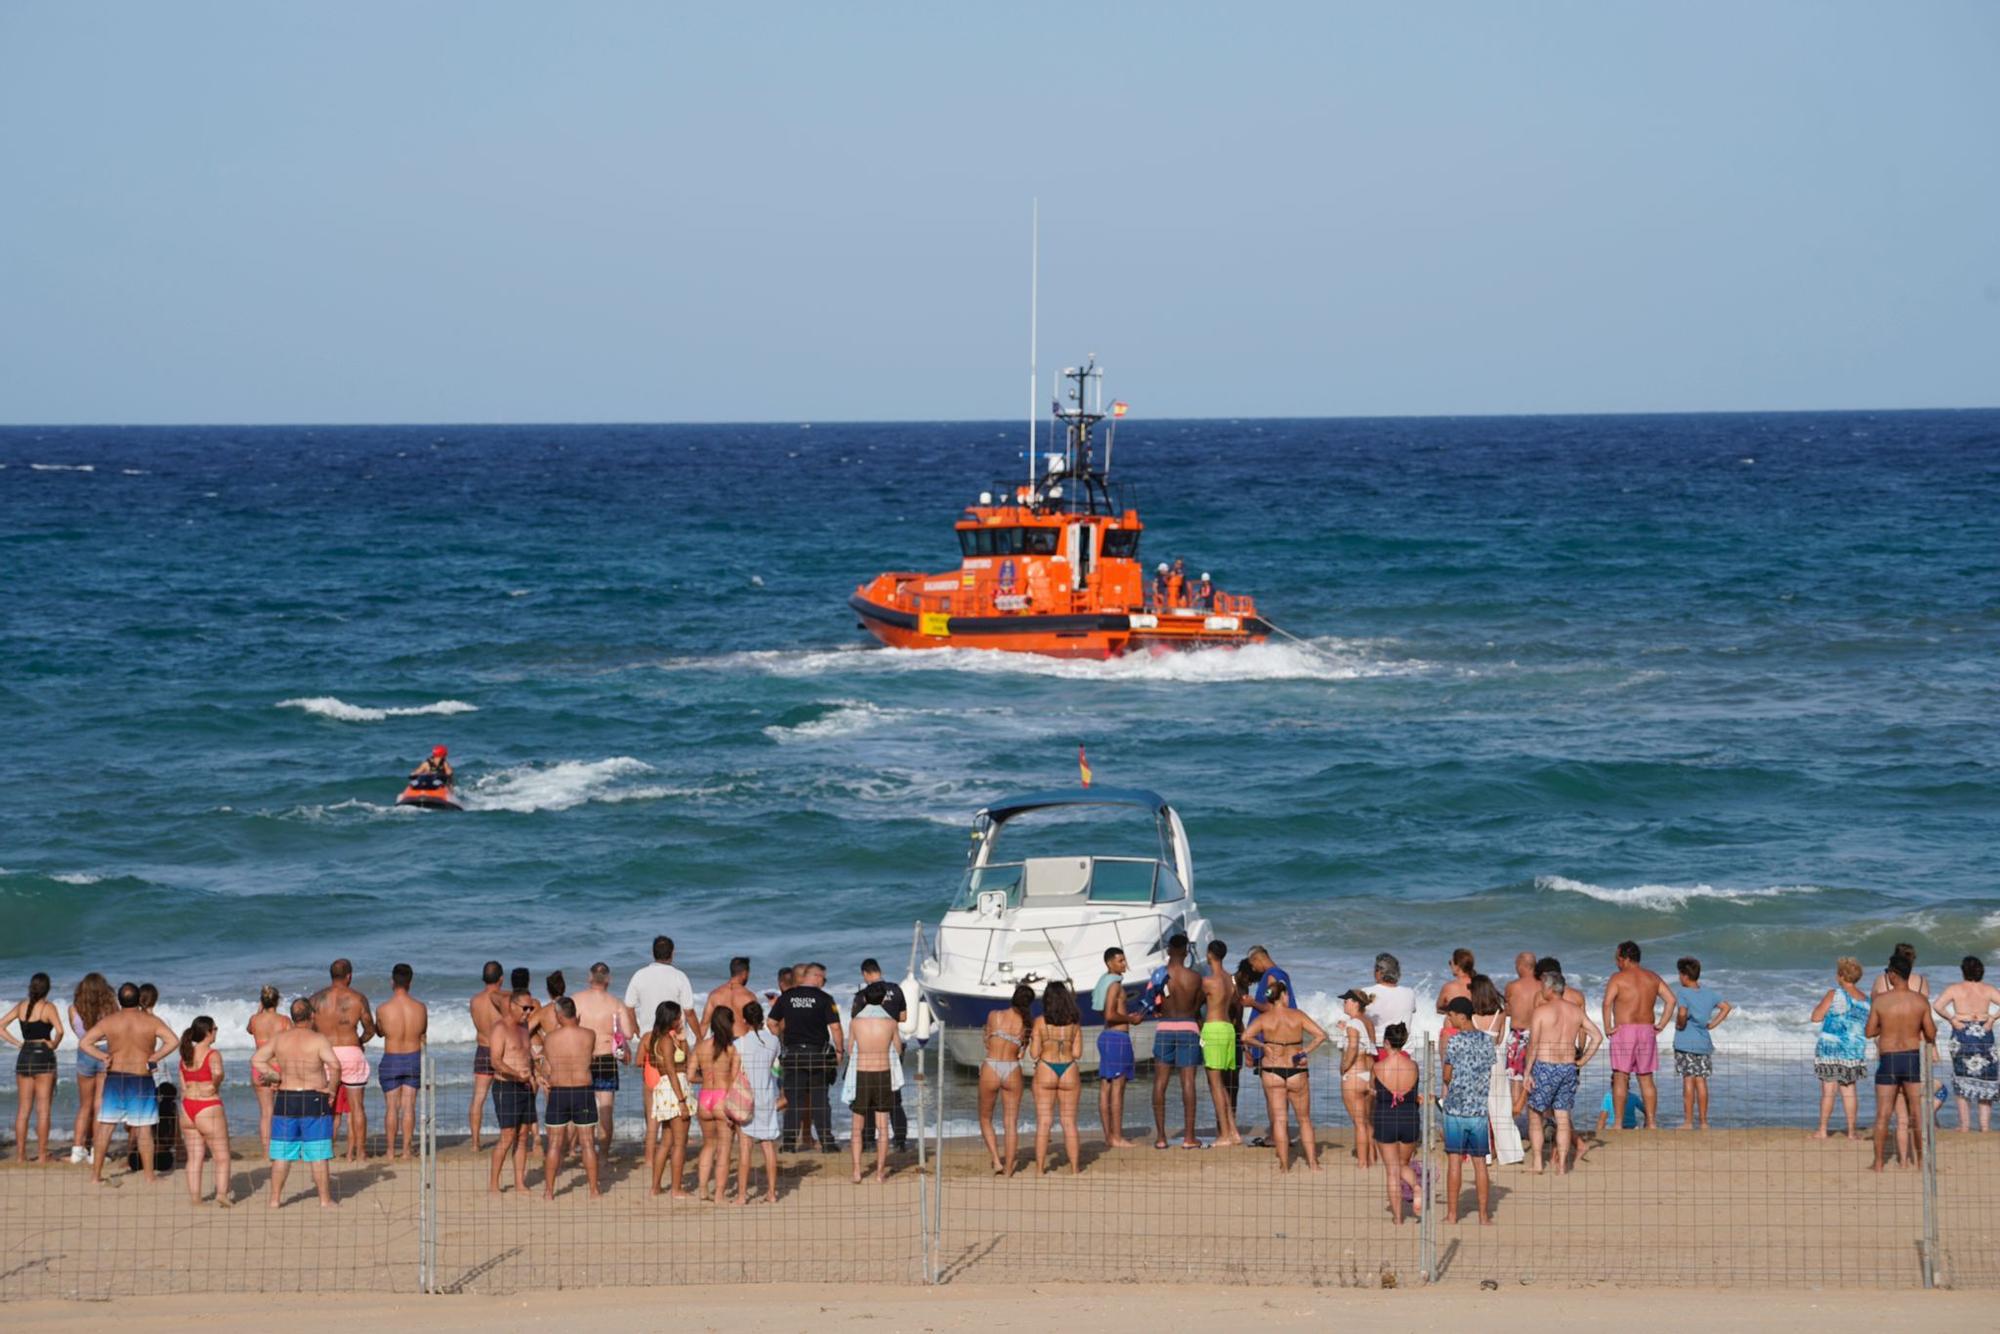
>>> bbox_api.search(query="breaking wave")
[1536,875,1824,911]
[278,696,479,723]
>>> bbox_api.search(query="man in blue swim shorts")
[1524,969,1602,1177]
[1092,948,1140,1147]
[1439,997,1496,1223]
[252,996,344,1209]
[376,963,429,1160]
[1867,957,1936,1173]
[1149,934,1206,1149]
[77,981,179,1184]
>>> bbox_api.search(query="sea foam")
[667,637,1429,686]
[459,757,674,813]
[1536,875,1822,911]
[278,696,479,723]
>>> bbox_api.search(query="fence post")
[931,1023,946,1284]
[916,1034,932,1284]
[421,1045,437,1295]
[1921,1042,1938,1288]
[1419,1036,1436,1283]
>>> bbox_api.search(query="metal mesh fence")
[426,1067,925,1293]
[7,1034,2000,1298]
[0,1052,427,1299]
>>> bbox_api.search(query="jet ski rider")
[411,745,453,782]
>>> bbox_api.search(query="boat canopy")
[979,787,1170,825]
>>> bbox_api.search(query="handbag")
[723,1068,755,1126]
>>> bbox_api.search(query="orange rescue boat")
[851,358,1270,660]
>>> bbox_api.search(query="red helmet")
[432,745,448,758]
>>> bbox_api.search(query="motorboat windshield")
[954,787,1191,912]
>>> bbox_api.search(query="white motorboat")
[915,786,1212,1068]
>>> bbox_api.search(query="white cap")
[1201,572,1210,580]
[1156,562,1168,572]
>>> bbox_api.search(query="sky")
[2,3,1996,423]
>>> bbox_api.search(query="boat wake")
[667,638,1427,685]
[458,757,679,813]
[278,696,479,723]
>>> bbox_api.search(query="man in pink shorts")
[1602,941,1676,1130]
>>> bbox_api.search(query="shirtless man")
[313,958,376,1161]
[375,963,428,1160]
[251,998,343,1209]
[847,980,904,1184]
[1200,941,1242,1147]
[1094,948,1139,1147]
[704,957,757,1038]
[1524,970,1603,1175]
[487,990,539,1196]
[468,961,505,1151]
[539,997,603,1199]
[1602,941,1675,1130]
[1867,956,1937,1172]
[1151,933,1206,1149]
[1503,952,1542,1115]
[573,962,638,1156]
[80,982,177,1184]
[1935,957,2000,1133]
[1436,948,1477,1014]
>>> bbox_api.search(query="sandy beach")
[6,1282,1996,1333]
[5,1124,1996,1303]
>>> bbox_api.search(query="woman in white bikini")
[1336,988,1377,1168]
[978,984,1032,1176]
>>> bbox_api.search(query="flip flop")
[1248,1136,1271,1148]
[1153,1140,1169,1150]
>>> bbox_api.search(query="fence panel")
[1418,1041,1930,1287]
[0,1051,424,1300]
[427,1041,924,1293]
[11,1032,2000,1299]
[929,1022,1423,1289]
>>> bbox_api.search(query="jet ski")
[396,772,462,811]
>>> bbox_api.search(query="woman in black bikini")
[3,972,63,1164]
[1372,1023,1423,1223]
[1241,977,1328,1172]
[1029,981,1084,1175]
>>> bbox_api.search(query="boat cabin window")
[956,864,1023,911]
[958,527,1061,558]
[1100,529,1141,560]
[1153,862,1187,904]
[1087,859,1157,904]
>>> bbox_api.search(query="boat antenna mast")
[1047,356,1104,512]
[1026,198,1038,500]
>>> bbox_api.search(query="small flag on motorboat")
[1078,745,1093,788]
[1111,401,1129,418]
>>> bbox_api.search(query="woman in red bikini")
[178,1016,233,1206]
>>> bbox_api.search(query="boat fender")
[897,974,921,1040]
[913,995,935,1044]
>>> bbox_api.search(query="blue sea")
[4,410,1997,1088]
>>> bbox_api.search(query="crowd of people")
[3,935,1996,1222]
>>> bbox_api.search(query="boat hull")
[851,594,1269,659]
